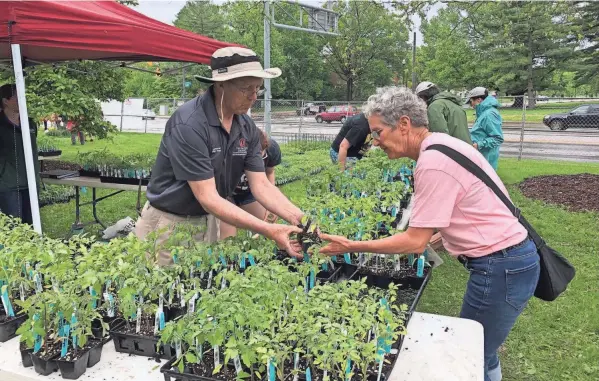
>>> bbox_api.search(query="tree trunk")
[526,29,536,109]
[346,77,353,102]
[511,96,525,108]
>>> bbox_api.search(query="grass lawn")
[38,135,599,380]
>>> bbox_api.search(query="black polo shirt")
[146,86,265,216]
[331,113,372,159]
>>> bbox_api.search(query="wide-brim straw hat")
[195,47,282,83]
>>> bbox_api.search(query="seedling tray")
[161,356,242,381]
[0,313,27,342]
[87,339,104,368]
[39,150,62,157]
[100,176,150,186]
[20,345,33,368]
[31,352,59,376]
[78,169,100,178]
[109,320,175,360]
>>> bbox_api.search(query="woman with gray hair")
[319,86,539,381]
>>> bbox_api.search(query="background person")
[220,129,282,239]
[135,47,303,266]
[319,86,539,381]
[415,81,472,144]
[0,84,40,225]
[330,113,372,170]
[466,86,504,170]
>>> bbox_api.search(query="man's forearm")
[253,182,303,225]
[198,193,272,237]
[338,147,348,170]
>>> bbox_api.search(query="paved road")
[109,115,599,163]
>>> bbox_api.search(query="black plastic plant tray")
[315,265,342,284]
[100,176,150,186]
[296,351,399,381]
[161,356,242,381]
[0,313,27,342]
[109,320,175,360]
[78,169,100,177]
[39,150,62,157]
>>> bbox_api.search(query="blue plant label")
[344,253,351,264]
[81,186,87,194]
[408,254,415,266]
[417,255,425,277]
[391,207,397,217]
[71,314,78,348]
[345,359,352,379]
[239,253,246,269]
[332,255,338,263]
[219,253,226,266]
[61,324,70,357]
[309,269,315,290]
[322,262,328,272]
[89,287,97,309]
[159,309,165,330]
[268,359,276,381]
[423,249,428,261]
[33,313,42,353]
[248,254,256,266]
[306,367,312,381]
[1,286,14,317]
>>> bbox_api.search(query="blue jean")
[329,148,358,165]
[459,238,540,381]
[0,189,33,225]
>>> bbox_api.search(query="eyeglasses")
[371,130,382,140]
[232,83,266,98]
[262,151,268,160]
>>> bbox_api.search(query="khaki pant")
[134,202,220,266]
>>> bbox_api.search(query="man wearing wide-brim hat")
[135,47,303,266]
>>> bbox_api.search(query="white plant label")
[220,275,226,290]
[103,292,115,317]
[19,284,25,302]
[159,293,164,310]
[180,284,185,307]
[207,271,213,289]
[293,353,300,381]
[233,355,243,374]
[213,345,220,367]
[154,310,160,335]
[175,341,182,358]
[135,307,142,333]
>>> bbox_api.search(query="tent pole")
[10,44,42,234]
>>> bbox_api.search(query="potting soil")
[186,353,238,380]
[519,173,599,213]
[58,341,94,362]
[115,316,157,337]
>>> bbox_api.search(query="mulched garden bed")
[42,160,80,172]
[519,173,599,213]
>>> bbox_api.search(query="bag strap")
[425,144,521,219]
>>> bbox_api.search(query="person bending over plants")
[220,129,282,239]
[317,86,539,381]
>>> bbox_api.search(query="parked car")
[315,105,359,124]
[543,104,599,130]
[141,109,156,120]
[536,95,549,102]
[296,102,326,116]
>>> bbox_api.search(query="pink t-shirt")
[409,133,527,257]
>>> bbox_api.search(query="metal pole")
[411,31,417,92]
[264,0,272,136]
[298,100,304,134]
[11,44,42,234]
[182,66,186,99]
[119,100,124,132]
[518,95,526,161]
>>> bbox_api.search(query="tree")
[324,1,410,101]
[458,1,577,108]
[173,1,225,39]
[572,1,599,93]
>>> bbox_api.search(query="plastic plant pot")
[56,350,90,380]
[31,351,59,376]
[20,344,33,368]
[87,339,104,368]
[0,313,28,342]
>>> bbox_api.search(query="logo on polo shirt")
[233,138,248,156]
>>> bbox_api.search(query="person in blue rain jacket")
[466,87,504,170]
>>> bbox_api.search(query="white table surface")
[43,176,147,192]
[389,312,484,381]
[0,312,483,381]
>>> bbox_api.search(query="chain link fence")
[101,96,599,162]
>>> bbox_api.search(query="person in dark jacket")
[415,82,472,144]
[0,84,40,225]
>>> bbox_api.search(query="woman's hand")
[319,233,355,256]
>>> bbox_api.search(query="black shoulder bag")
[426,144,576,301]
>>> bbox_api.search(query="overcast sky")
[133,0,444,45]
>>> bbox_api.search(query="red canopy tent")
[0,0,233,63]
[0,0,236,233]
